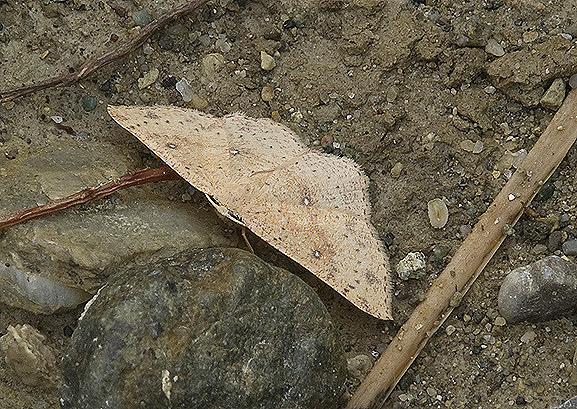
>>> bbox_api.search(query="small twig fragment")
[0,0,209,103]
[0,166,179,230]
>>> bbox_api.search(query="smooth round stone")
[80,95,97,112]
[61,248,346,409]
[498,256,577,323]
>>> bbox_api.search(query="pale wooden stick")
[347,89,577,409]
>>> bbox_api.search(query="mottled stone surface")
[0,141,237,313]
[498,256,577,323]
[61,248,346,409]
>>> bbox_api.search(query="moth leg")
[241,227,254,254]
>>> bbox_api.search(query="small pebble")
[548,230,566,252]
[563,239,577,256]
[201,53,225,77]
[396,252,426,281]
[132,10,152,26]
[432,244,449,260]
[282,19,296,30]
[347,354,372,385]
[81,96,97,112]
[190,94,208,110]
[260,51,276,71]
[484,85,496,94]
[445,325,456,336]
[271,111,281,122]
[175,78,193,102]
[569,74,577,89]
[390,162,403,178]
[522,31,539,43]
[261,85,275,102]
[142,43,154,55]
[137,68,159,89]
[499,256,577,322]
[520,330,536,343]
[459,224,472,239]
[540,78,566,110]
[428,198,449,229]
[485,38,505,57]
[494,316,506,327]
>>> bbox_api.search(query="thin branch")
[0,0,210,104]
[0,166,179,230]
[347,89,577,409]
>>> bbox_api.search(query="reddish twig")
[0,0,210,103]
[0,166,179,230]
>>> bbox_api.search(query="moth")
[108,105,392,320]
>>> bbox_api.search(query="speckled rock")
[60,248,346,409]
[0,141,237,313]
[498,256,577,323]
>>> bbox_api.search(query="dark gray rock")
[498,256,577,323]
[61,248,346,409]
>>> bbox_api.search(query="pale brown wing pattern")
[243,200,392,319]
[107,105,392,320]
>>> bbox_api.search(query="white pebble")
[260,51,276,71]
[176,78,193,102]
[485,38,505,57]
[428,198,449,229]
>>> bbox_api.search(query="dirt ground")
[2,0,577,407]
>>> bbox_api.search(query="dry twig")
[0,1,209,104]
[0,166,179,230]
[347,89,577,409]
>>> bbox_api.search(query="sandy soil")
[2,0,577,407]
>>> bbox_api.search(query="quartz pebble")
[540,78,566,110]
[520,330,536,344]
[522,31,539,43]
[176,78,193,102]
[390,162,403,178]
[485,38,505,57]
[498,256,577,322]
[260,51,276,70]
